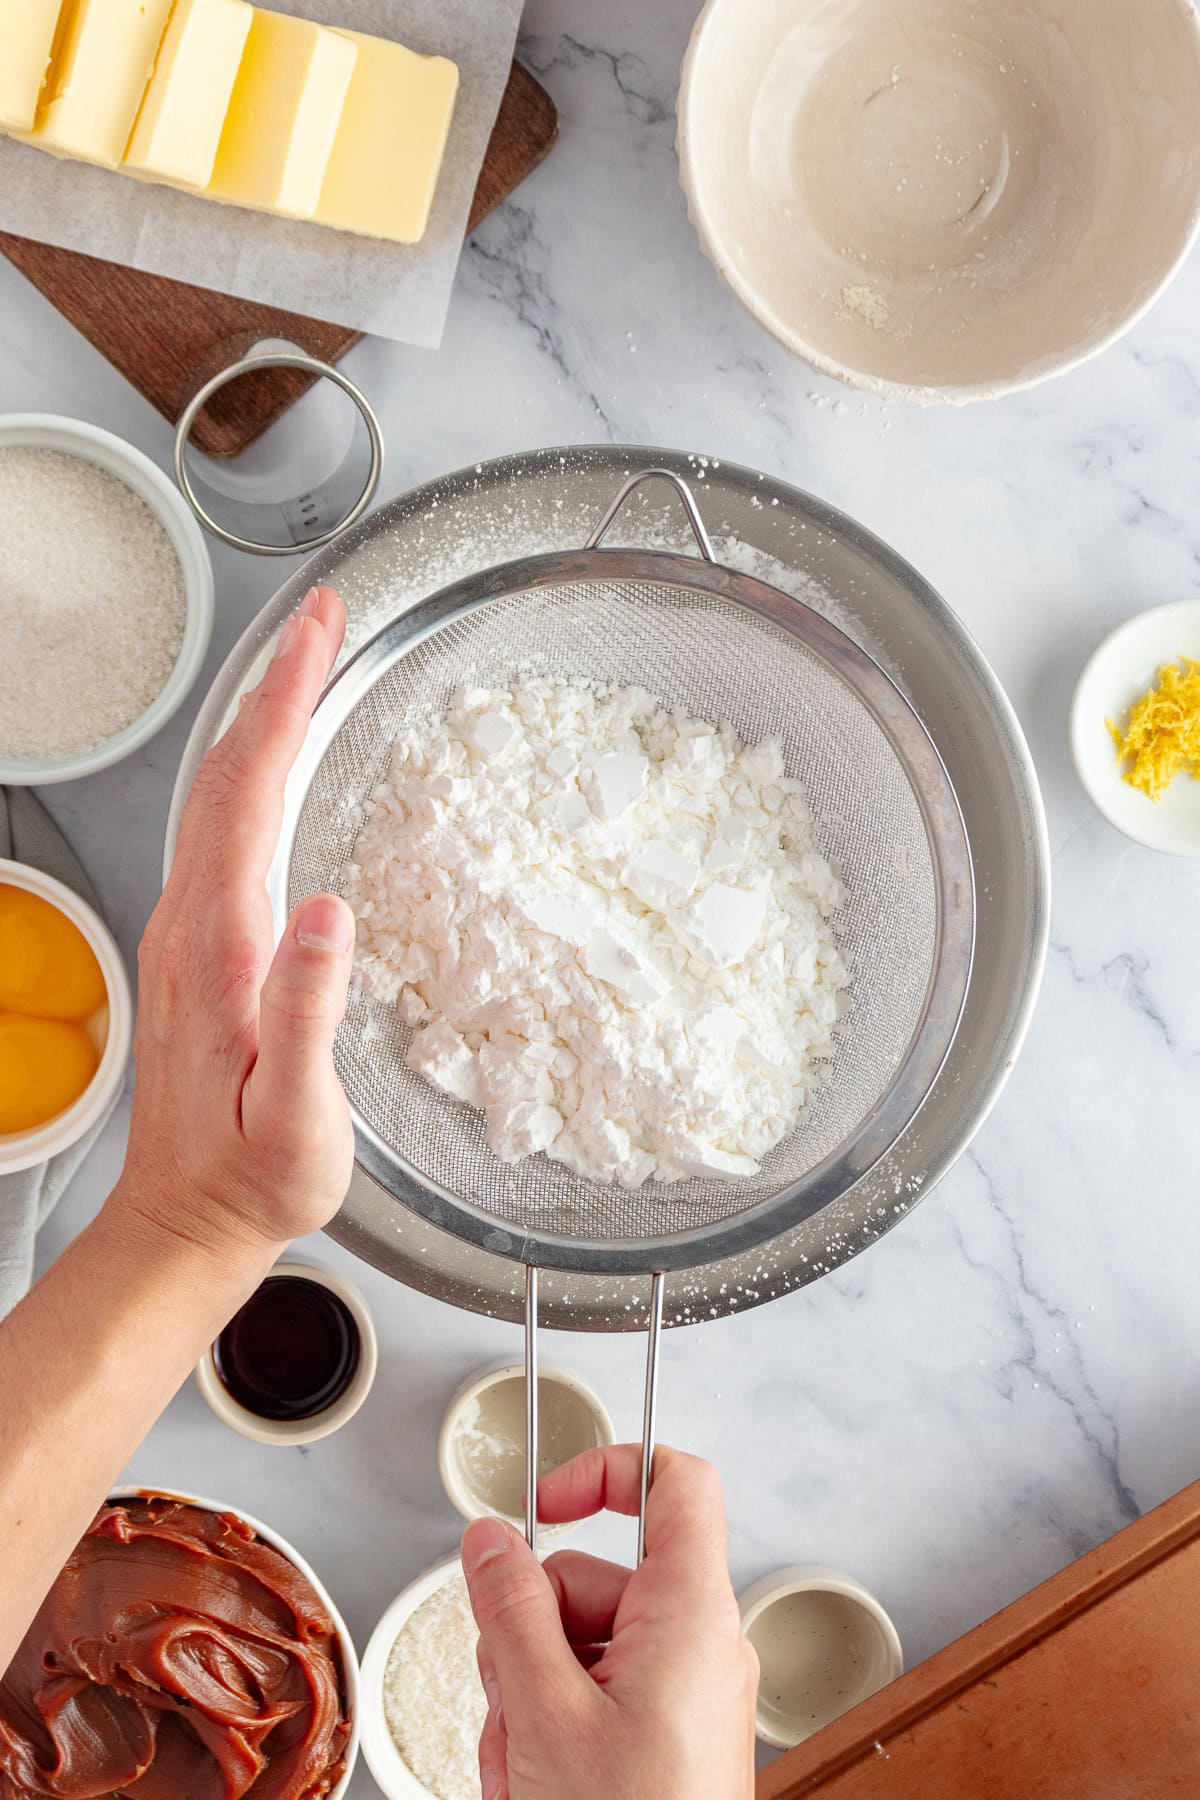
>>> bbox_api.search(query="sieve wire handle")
[525,1264,539,1554]
[524,1267,665,1565]
[585,469,716,562]
[637,1272,666,1566]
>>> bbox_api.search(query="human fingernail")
[299,586,323,617]
[481,1772,503,1800]
[463,1518,513,1575]
[271,613,304,661]
[295,895,355,954]
[482,1668,503,1726]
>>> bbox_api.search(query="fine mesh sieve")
[271,469,975,1553]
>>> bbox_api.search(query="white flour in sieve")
[383,1575,487,1800]
[345,677,849,1187]
[0,447,186,760]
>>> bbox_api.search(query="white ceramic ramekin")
[194,1261,378,1446]
[739,1563,903,1748]
[1070,599,1200,857]
[108,1486,359,1797]
[0,412,214,785]
[437,1359,616,1540]
[359,1554,472,1800]
[0,858,133,1176]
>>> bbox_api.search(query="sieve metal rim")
[270,541,975,1277]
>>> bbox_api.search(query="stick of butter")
[207,9,356,219]
[18,0,176,167]
[125,0,253,189]
[0,0,63,133]
[314,31,459,245]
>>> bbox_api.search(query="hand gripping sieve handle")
[585,468,717,562]
[524,1267,665,1566]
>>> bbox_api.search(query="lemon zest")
[1107,656,1200,802]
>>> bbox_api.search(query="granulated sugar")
[382,1575,486,1800]
[0,447,186,761]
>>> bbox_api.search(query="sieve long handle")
[637,1272,666,1565]
[525,1265,664,1562]
[525,1263,539,1554]
[585,469,716,563]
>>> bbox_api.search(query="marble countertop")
[6,0,1200,1788]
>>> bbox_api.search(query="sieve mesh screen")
[287,574,939,1247]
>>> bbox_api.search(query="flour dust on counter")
[0,447,185,761]
[344,677,850,1189]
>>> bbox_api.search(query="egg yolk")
[0,1015,99,1133]
[0,885,107,1021]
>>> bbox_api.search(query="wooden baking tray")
[759,1475,1200,1796]
[0,62,557,457]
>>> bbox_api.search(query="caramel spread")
[0,1498,350,1799]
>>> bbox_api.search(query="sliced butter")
[124,0,252,189]
[207,9,356,219]
[0,0,63,134]
[314,31,459,245]
[19,0,175,168]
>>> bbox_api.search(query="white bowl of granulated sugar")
[0,414,213,785]
[360,1554,489,1800]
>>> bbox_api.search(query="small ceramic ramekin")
[0,858,133,1177]
[0,412,214,785]
[739,1564,903,1748]
[109,1486,359,1797]
[195,1261,378,1446]
[437,1360,616,1540]
[359,1554,470,1800]
[1070,599,1200,857]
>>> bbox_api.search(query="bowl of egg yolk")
[0,861,133,1176]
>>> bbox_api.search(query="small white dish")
[678,0,1200,401]
[739,1564,903,1748]
[359,1553,469,1800]
[1070,600,1200,857]
[194,1260,378,1446]
[0,412,214,785]
[437,1360,616,1539]
[0,858,132,1176]
[108,1485,360,1798]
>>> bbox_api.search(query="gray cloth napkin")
[0,789,121,1317]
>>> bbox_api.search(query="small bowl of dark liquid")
[196,1262,378,1445]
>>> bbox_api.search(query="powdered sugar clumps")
[344,679,849,1188]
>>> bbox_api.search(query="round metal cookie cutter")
[173,340,384,556]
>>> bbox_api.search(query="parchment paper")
[0,0,524,345]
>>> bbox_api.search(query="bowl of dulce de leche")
[0,1491,359,1798]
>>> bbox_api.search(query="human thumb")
[462,1518,591,1733]
[249,894,355,1117]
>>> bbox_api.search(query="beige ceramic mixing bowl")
[679,0,1200,401]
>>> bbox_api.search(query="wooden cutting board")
[0,62,556,457]
[759,1473,1200,1797]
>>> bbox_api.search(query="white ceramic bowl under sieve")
[0,413,214,786]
